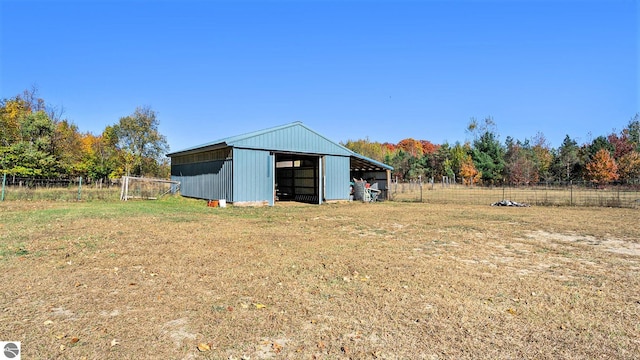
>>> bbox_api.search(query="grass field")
[1,197,639,359]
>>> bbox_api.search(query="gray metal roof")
[167,122,393,171]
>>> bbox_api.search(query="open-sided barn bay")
[1,198,638,359]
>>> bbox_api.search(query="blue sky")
[1,0,638,153]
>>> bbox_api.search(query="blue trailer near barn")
[167,122,393,205]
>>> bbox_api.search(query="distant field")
[1,198,639,359]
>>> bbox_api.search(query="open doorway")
[275,153,320,204]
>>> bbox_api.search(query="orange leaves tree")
[584,149,618,184]
[397,138,423,157]
[459,155,480,185]
[420,140,439,155]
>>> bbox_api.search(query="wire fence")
[2,175,639,208]
[0,175,120,202]
[390,181,640,209]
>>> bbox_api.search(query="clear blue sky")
[1,0,638,152]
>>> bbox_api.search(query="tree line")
[3,88,639,186]
[343,116,640,186]
[0,88,169,181]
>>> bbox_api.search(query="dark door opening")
[275,153,319,204]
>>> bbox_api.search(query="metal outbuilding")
[167,122,393,205]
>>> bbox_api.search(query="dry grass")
[391,183,640,208]
[1,198,639,359]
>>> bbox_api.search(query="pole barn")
[167,122,393,206]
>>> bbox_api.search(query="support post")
[124,176,129,201]
[317,156,322,205]
[77,176,82,201]
[570,180,573,206]
[1,173,6,201]
[386,170,392,200]
[120,176,125,201]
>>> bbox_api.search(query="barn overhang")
[350,155,392,172]
[167,143,229,157]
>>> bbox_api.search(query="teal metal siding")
[227,123,352,156]
[171,159,233,200]
[167,122,393,204]
[324,155,351,200]
[232,148,274,205]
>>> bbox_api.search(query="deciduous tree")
[420,140,439,154]
[342,138,385,162]
[608,130,634,160]
[504,138,538,185]
[459,154,479,185]
[0,111,58,177]
[584,148,618,184]
[531,132,553,181]
[617,151,640,182]
[397,138,423,157]
[53,120,84,176]
[113,106,169,176]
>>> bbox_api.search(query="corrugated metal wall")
[232,148,274,205]
[171,159,233,200]
[324,155,350,200]
[232,125,351,156]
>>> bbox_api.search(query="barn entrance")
[274,153,321,204]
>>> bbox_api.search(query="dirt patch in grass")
[1,199,639,359]
[527,230,640,257]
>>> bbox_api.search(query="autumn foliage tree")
[420,140,439,154]
[397,138,423,157]
[341,138,386,162]
[1,88,170,181]
[584,149,618,185]
[459,155,479,185]
[617,151,640,182]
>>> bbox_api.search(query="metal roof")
[167,122,393,171]
[349,152,392,171]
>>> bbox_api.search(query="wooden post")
[124,176,129,201]
[570,180,573,206]
[120,176,130,201]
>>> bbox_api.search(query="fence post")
[419,176,423,203]
[77,176,82,201]
[570,180,573,206]
[1,173,6,201]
